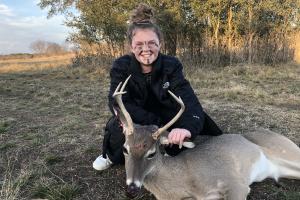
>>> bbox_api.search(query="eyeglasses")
[133,40,159,51]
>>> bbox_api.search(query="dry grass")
[0,56,299,199]
[0,156,31,200]
[295,33,300,63]
[0,53,74,73]
[188,63,300,104]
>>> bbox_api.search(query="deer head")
[113,75,192,198]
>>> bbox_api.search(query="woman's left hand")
[168,128,191,149]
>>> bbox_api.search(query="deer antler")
[113,75,134,135]
[152,90,185,140]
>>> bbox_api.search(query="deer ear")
[113,106,132,135]
[113,106,128,131]
[113,107,118,116]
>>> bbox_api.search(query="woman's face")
[131,29,161,67]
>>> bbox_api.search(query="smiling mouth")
[141,54,151,58]
[137,51,154,65]
[141,54,152,64]
[139,50,152,56]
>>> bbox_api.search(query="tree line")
[30,40,69,54]
[39,0,300,66]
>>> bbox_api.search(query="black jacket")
[108,53,222,139]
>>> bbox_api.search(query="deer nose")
[126,183,140,198]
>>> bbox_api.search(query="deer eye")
[123,146,129,155]
[146,151,156,159]
[146,149,156,159]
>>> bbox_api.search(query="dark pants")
[102,113,223,164]
[102,116,125,164]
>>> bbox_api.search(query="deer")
[112,75,300,200]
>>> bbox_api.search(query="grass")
[0,143,16,151]
[0,157,33,200]
[0,118,16,134]
[1,157,79,200]
[44,154,63,166]
[0,53,74,73]
[0,54,299,199]
[31,180,79,200]
[277,192,300,200]
[187,63,300,108]
[0,123,8,134]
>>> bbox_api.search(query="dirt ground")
[0,62,299,200]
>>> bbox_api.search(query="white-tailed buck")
[113,76,300,200]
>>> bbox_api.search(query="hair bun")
[130,3,155,24]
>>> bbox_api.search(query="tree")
[30,40,65,54]
[30,40,47,53]
[46,42,65,54]
[38,0,300,65]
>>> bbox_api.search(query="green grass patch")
[44,154,63,165]
[0,121,10,134]
[0,143,16,151]
[31,181,80,200]
[85,146,99,154]
[0,126,7,134]
[270,186,300,200]
[31,135,48,146]
[277,191,300,200]
[22,133,38,140]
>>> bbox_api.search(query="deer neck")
[144,149,164,181]
[143,152,186,199]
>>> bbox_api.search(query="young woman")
[93,4,222,170]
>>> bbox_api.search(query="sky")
[0,0,73,55]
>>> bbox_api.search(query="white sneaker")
[93,155,113,171]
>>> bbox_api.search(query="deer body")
[113,76,300,200]
[129,129,300,200]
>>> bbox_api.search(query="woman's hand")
[168,128,191,149]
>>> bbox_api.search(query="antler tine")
[113,82,123,96]
[113,75,134,135]
[152,90,185,140]
[121,74,131,91]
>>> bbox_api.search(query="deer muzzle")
[126,183,141,198]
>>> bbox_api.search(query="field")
[0,54,299,200]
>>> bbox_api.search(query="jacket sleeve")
[169,59,204,140]
[108,60,161,126]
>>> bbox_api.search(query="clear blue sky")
[0,0,72,54]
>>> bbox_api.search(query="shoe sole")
[93,162,112,171]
